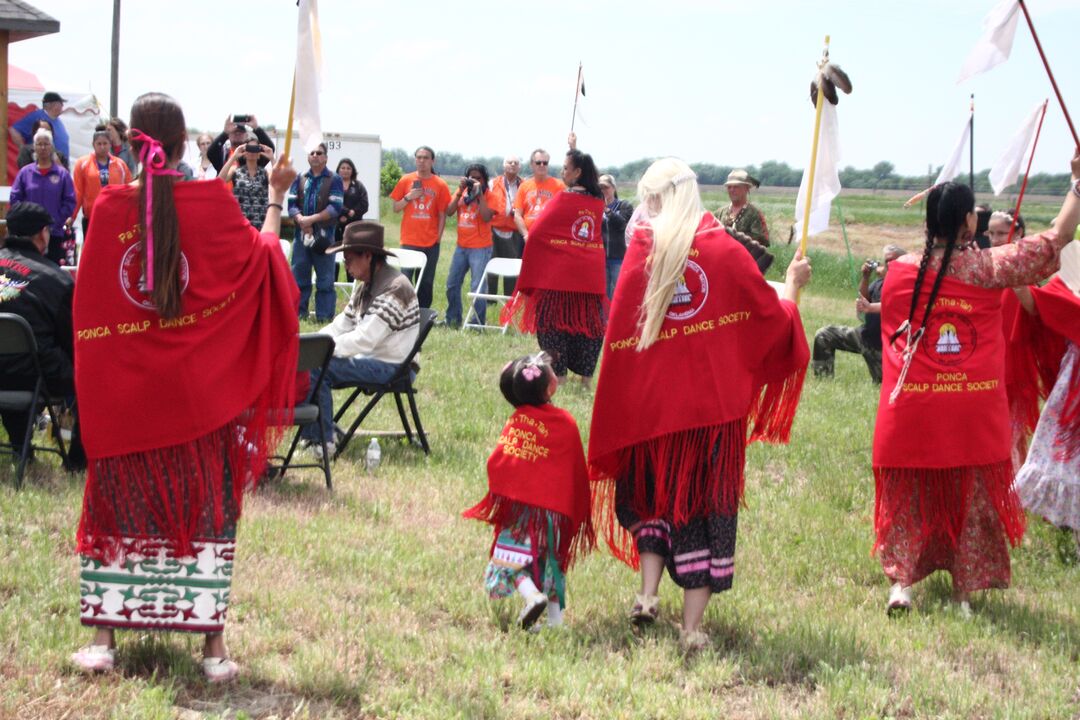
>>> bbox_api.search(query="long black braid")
[889,183,974,344]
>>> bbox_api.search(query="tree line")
[380,148,1072,197]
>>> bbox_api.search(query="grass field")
[2,191,1079,719]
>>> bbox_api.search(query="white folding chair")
[386,248,428,291]
[463,258,522,334]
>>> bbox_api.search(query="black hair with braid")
[889,182,975,344]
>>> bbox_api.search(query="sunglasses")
[533,160,549,166]
[309,150,326,156]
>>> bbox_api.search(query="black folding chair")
[332,308,436,459]
[0,313,68,488]
[268,333,336,489]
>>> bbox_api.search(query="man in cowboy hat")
[716,169,770,248]
[300,220,420,458]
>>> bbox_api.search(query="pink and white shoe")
[202,657,240,683]
[71,644,115,673]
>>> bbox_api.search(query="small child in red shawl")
[462,353,594,630]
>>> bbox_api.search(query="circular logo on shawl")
[570,215,596,243]
[665,260,709,321]
[119,243,190,310]
[924,312,976,367]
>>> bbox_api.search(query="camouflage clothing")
[717,202,770,247]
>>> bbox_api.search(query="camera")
[865,260,880,271]
[245,143,261,154]
[233,114,251,124]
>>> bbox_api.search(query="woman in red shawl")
[589,158,812,651]
[501,147,606,387]
[70,93,300,681]
[874,154,1080,616]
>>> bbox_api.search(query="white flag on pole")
[988,100,1045,196]
[935,116,972,185]
[957,0,1020,84]
[295,0,324,153]
[794,102,841,238]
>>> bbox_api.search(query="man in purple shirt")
[10,129,77,265]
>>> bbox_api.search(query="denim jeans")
[605,258,624,299]
[445,245,493,326]
[401,243,440,309]
[292,237,338,321]
[301,355,403,442]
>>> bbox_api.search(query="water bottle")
[365,438,381,472]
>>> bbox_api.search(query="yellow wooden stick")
[796,35,830,304]
[799,35,830,258]
[283,70,297,160]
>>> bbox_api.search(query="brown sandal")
[629,594,659,625]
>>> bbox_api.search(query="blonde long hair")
[635,158,703,350]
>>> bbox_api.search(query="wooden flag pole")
[570,62,582,134]
[284,70,297,160]
[798,35,830,258]
[1017,0,1079,149]
[969,93,975,190]
[1006,99,1049,244]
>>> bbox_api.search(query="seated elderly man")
[0,202,86,469]
[301,221,420,459]
[812,244,906,384]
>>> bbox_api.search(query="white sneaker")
[887,583,912,616]
[303,439,336,462]
[518,593,548,630]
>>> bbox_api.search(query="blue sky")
[11,0,1080,176]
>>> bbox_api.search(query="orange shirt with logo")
[489,175,521,233]
[514,176,566,229]
[391,172,452,247]
[455,190,496,249]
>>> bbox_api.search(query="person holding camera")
[288,142,344,322]
[444,163,496,327]
[208,114,275,173]
[218,136,274,227]
[812,245,905,383]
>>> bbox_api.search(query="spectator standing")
[288,142,344,322]
[10,129,76,265]
[192,132,216,180]
[390,146,451,309]
[106,118,136,175]
[70,129,133,238]
[514,149,566,238]
[16,118,67,170]
[444,163,496,327]
[208,115,274,173]
[716,169,770,247]
[219,137,273,227]
[813,245,905,383]
[599,174,633,299]
[11,91,70,159]
[489,155,524,295]
[334,158,370,246]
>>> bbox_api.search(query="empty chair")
[462,258,522,333]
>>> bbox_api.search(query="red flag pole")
[1017,0,1080,149]
[1006,99,1049,244]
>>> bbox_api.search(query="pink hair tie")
[521,365,541,381]
[129,128,183,292]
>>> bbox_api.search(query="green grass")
[2,200,1080,719]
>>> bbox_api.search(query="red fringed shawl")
[1011,277,1080,459]
[73,180,300,562]
[463,403,594,570]
[500,190,607,335]
[589,212,809,567]
[873,263,1024,551]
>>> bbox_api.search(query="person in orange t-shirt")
[390,145,451,308]
[514,148,566,238]
[444,163,496,327]
[70,129,132,238]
